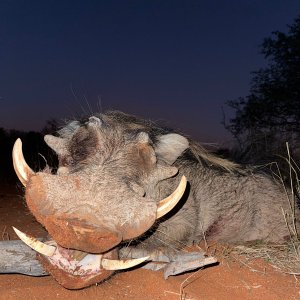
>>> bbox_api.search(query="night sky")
[1,1,300,144]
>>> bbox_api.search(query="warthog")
[12,111,299,289]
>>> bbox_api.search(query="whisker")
[63,102,79,124]
[69,83,88,115]
[152,236,181,252]
[156,229,191,249]
[97,95,103,112]
[83,94,93,115]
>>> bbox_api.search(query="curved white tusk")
[13,227,56,257]
[12,138,35,186]
[101,256,150,271]
[156,175,187,219]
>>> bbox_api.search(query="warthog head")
[13,114,189,288]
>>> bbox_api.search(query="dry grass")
[233,242,300,276]
[201,143,300,280]
[1,226,10,241]
[214,142,300,278]
[204,240,300,280]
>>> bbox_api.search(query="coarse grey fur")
[45,111,299,254]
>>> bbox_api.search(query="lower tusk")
[13,227,56,257]
[12,138,35,186]
[101,256,150,271]
[156,175,187,219]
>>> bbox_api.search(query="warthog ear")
[155,133,189,165]
[44,135,69,156]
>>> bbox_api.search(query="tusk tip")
[12,226,56,257]
[12,138,35,186]
[156,175,188,219]
[12,226,24,237]
[102,256,150,271]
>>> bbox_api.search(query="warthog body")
[55,111,297,244]
[13,111,299,288]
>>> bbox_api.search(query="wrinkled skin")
[18,111,300,288]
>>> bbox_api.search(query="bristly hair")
[58,110,241,173]
[102,111,241,173]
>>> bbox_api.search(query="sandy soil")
[0,185,299,300]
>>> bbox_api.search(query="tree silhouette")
[41,118,60,135]
[226,16,300,162]
[0,127,58,184]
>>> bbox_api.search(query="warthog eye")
[129,181,145,197]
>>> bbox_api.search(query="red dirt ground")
[0,185,300,300]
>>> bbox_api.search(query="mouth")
[13,227,149,289]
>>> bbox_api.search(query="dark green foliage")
[0,122,59,184]
[226,16,300,163]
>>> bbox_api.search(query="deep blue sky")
[1,1,300,144]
